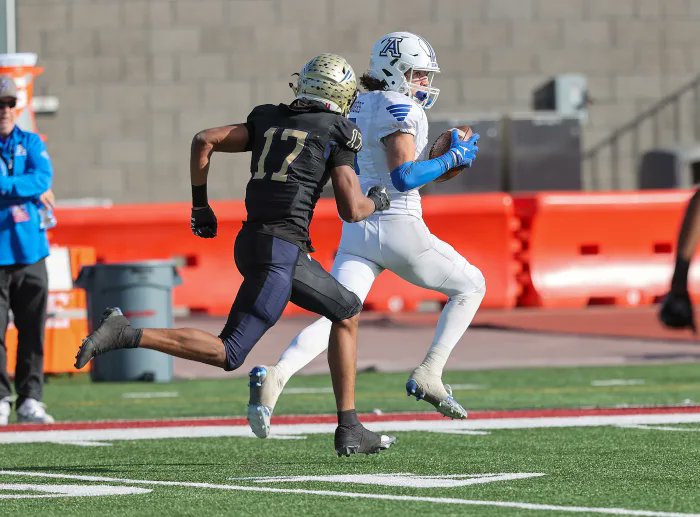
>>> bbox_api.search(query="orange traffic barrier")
[51,202,245,316]
[513,190,694,308]
[364,193,522,311]
[51,194,522,315]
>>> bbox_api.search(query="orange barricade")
[50,194,522,315]
[5,246,95,375]
[513,190,693,308]
[365,193,522,311]
[51,202,246,316]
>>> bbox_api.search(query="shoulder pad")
[246,104,276,123]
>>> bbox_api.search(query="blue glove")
[446,130,480,169]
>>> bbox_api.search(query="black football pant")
[0,259,48,406]
[219,226,362,371]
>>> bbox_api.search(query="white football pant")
[276,214,486,381]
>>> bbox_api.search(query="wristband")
[191,184,208,208]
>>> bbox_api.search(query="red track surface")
[3,405,700,433]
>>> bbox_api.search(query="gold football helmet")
[290,53,358,116]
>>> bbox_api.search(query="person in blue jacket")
[0,75,55,425]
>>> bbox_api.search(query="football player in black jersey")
[659,188,700,332]
[74,54,394,456]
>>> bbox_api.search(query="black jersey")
[242,100,362,252]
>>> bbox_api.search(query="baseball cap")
[0,76,18,99]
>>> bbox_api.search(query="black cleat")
[74,307,140,369]
[659,290,696,333]
[334,424,396,457]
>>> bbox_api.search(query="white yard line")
[283,387,334,395]
[0,471,697,517]
[616,424,700,432]
[121,392,179,399]
[591,380,646,387]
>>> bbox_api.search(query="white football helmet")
[290,53,358,116]
[368,31,440,109]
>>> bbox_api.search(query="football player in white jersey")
[247,32,484,438]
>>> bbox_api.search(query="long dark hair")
[360,73,387,92]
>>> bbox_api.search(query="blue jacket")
[0,126,53,265]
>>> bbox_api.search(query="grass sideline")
[1,362,699,516]
[32,361,700,422]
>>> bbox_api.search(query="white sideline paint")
[3,412,700,445]
[1,471,697,517]
[121,392,179,399]
[448,384,486,391]
[591,380,646,387]
[51,441,113,447]
[0,483,150,499]
[232,473,545,488]
[428,429,491,436]
[617,424,700,432]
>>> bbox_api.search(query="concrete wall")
[16,0,700,203]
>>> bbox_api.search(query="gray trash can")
[75,260,182,382]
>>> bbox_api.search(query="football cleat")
[406,367,468,419]
[247,365,286,439]
[74,307,138,369]
[334,424,396,457]
[659,290,696,332]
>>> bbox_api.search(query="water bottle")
[39,207,57,230]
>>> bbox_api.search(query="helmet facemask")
[403,67,440,109]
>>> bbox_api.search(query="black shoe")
[659,290,696,333]
[74,308,140,369]
[334,423,396,457]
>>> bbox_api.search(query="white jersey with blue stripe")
[348,90,428,217]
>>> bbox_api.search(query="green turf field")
[1,362,699,516]
[35,361,700,421]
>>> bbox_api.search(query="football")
[428,125,473,183]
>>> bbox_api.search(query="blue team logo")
[386,103,412,122]
[418,37,437,66]
[379,37,403,58]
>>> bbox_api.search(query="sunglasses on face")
[0,100,16,109]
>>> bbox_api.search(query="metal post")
[695,82,700,141]
[673,97,681,142]
[610,136,619,190]
[0,0,16,53]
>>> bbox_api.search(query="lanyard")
[0,129,16,174]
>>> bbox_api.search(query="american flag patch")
[11,204,30,223]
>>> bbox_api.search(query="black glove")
[659,290,696,333]
[367,185,390,212]
[191,206,217,238]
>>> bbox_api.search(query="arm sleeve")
[0,134,52,199]
[390,154,454,192]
